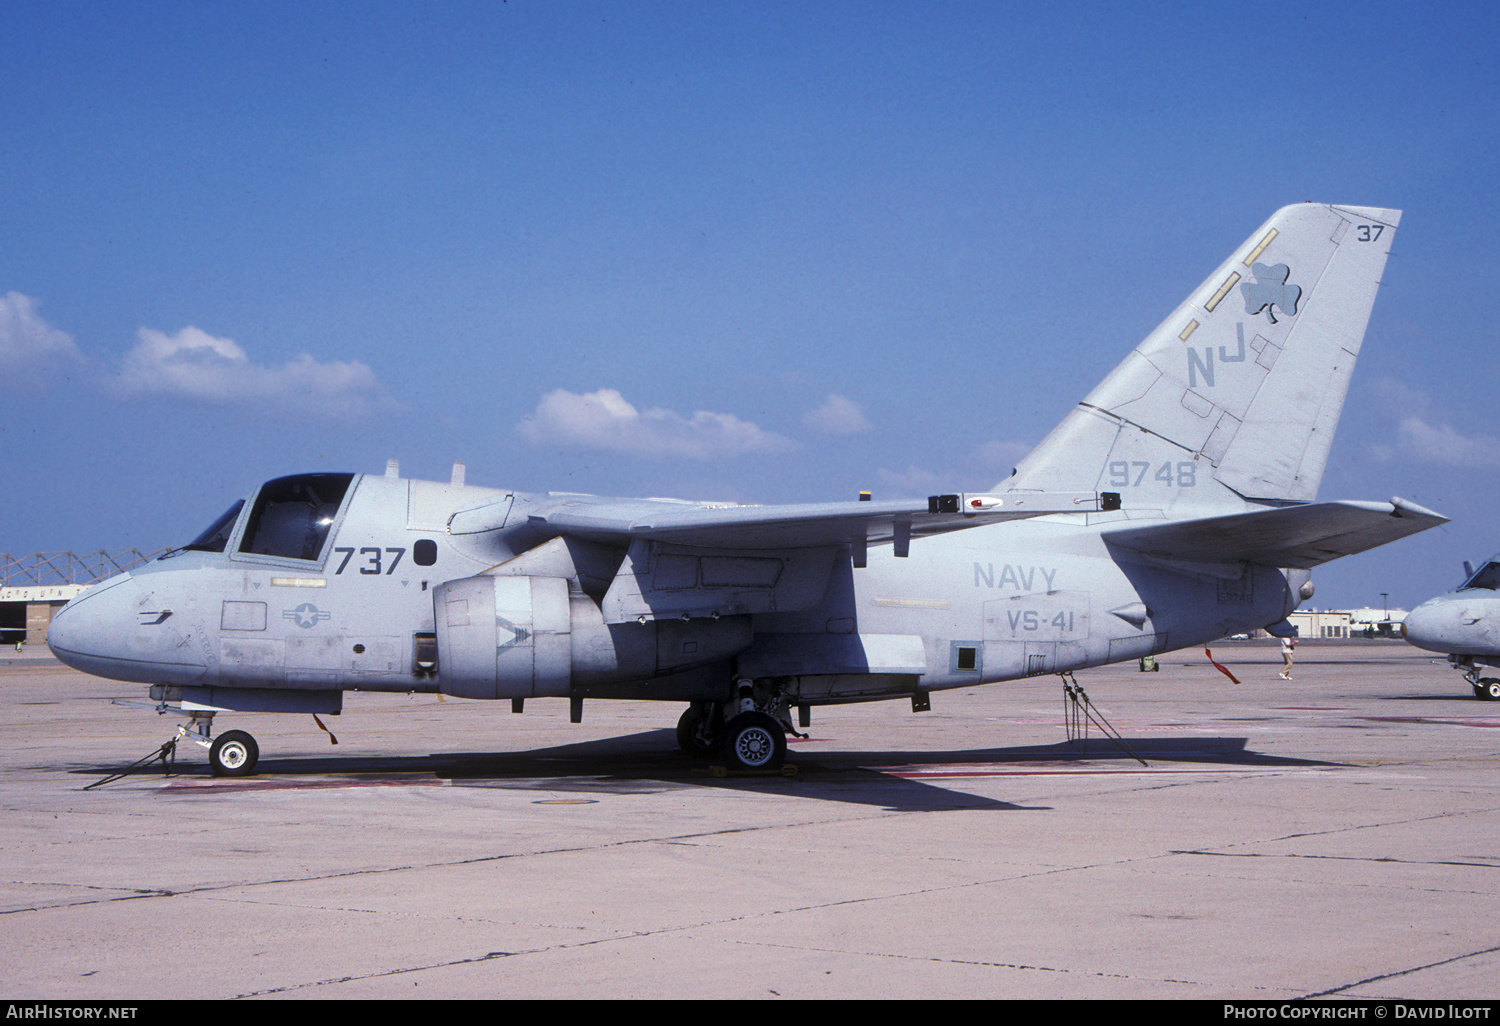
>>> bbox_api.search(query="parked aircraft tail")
[1003,204,1400,513]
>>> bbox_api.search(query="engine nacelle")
[436,576,572,700]
[434,575,752,700]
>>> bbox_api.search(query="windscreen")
[183,500,245,553]
[1462,562,1500,591]
[238,474,354,562]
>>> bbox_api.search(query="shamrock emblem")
[1240,262,1301,324]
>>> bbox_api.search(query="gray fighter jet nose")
[47,574,206,685]
[1401,599,1449,653]
[1402,596,1497,656]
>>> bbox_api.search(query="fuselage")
[48,471,1304,706]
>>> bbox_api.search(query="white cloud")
[519,388,795,460]
[1367,376,1432,414]
[972,439,1033,473]
[876,465,946,496]
[111,325,387,416]
[0,292,85,380]
[1362,377,1500,468]
[803,394,872,435]
[1374,415,1500,469]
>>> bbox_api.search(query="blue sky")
[2,0,1497,609]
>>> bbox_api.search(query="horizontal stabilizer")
[1101,498,1447,569]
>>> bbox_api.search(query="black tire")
[676,704,721,759]
[720,712,787,771]
[209,730,259,777]
[1479,679,1500,701]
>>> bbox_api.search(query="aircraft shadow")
[70,730,1339,813]
[1380,693,1495,704]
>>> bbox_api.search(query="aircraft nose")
[47,574,206,685]
[1401,599,1446,653]
[1402,596,1494,656]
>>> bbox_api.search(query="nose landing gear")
[208,730,260,776]
[1459,664,1500,701]
[177,710,261,777]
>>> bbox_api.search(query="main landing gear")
[721,712,788,771]
[676,681,795,771]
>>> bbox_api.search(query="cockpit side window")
[1463,562,1500,591]
[184,500,246,553]
[238,474,354,562]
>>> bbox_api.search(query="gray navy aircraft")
[48,203,1447,775]
[1404,556,1500,699]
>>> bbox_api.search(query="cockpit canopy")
[179,473,354,563]
[238,473,354,561]
[1461,559,1500,592]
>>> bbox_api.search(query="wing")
[526,491,1102,554]
[1100,497,1447,569]
[508,490,1100,624]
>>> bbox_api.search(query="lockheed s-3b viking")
[48,203,1445,775]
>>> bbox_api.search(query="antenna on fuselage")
[451,461,466,487]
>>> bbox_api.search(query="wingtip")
[1390,496,1448,522]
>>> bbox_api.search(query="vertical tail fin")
[1003,204,1399,512]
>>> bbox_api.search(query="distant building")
[0,585,86,646]
[1345,606,1409,638]
[1288,609,1352,639]
[1286,607,1409,640]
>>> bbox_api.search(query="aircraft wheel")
[209,730,259,777]
[720,712,786,771]
[1478,679,1500,701]
[676,704,721,759]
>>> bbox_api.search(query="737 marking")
[333,547,405,575]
